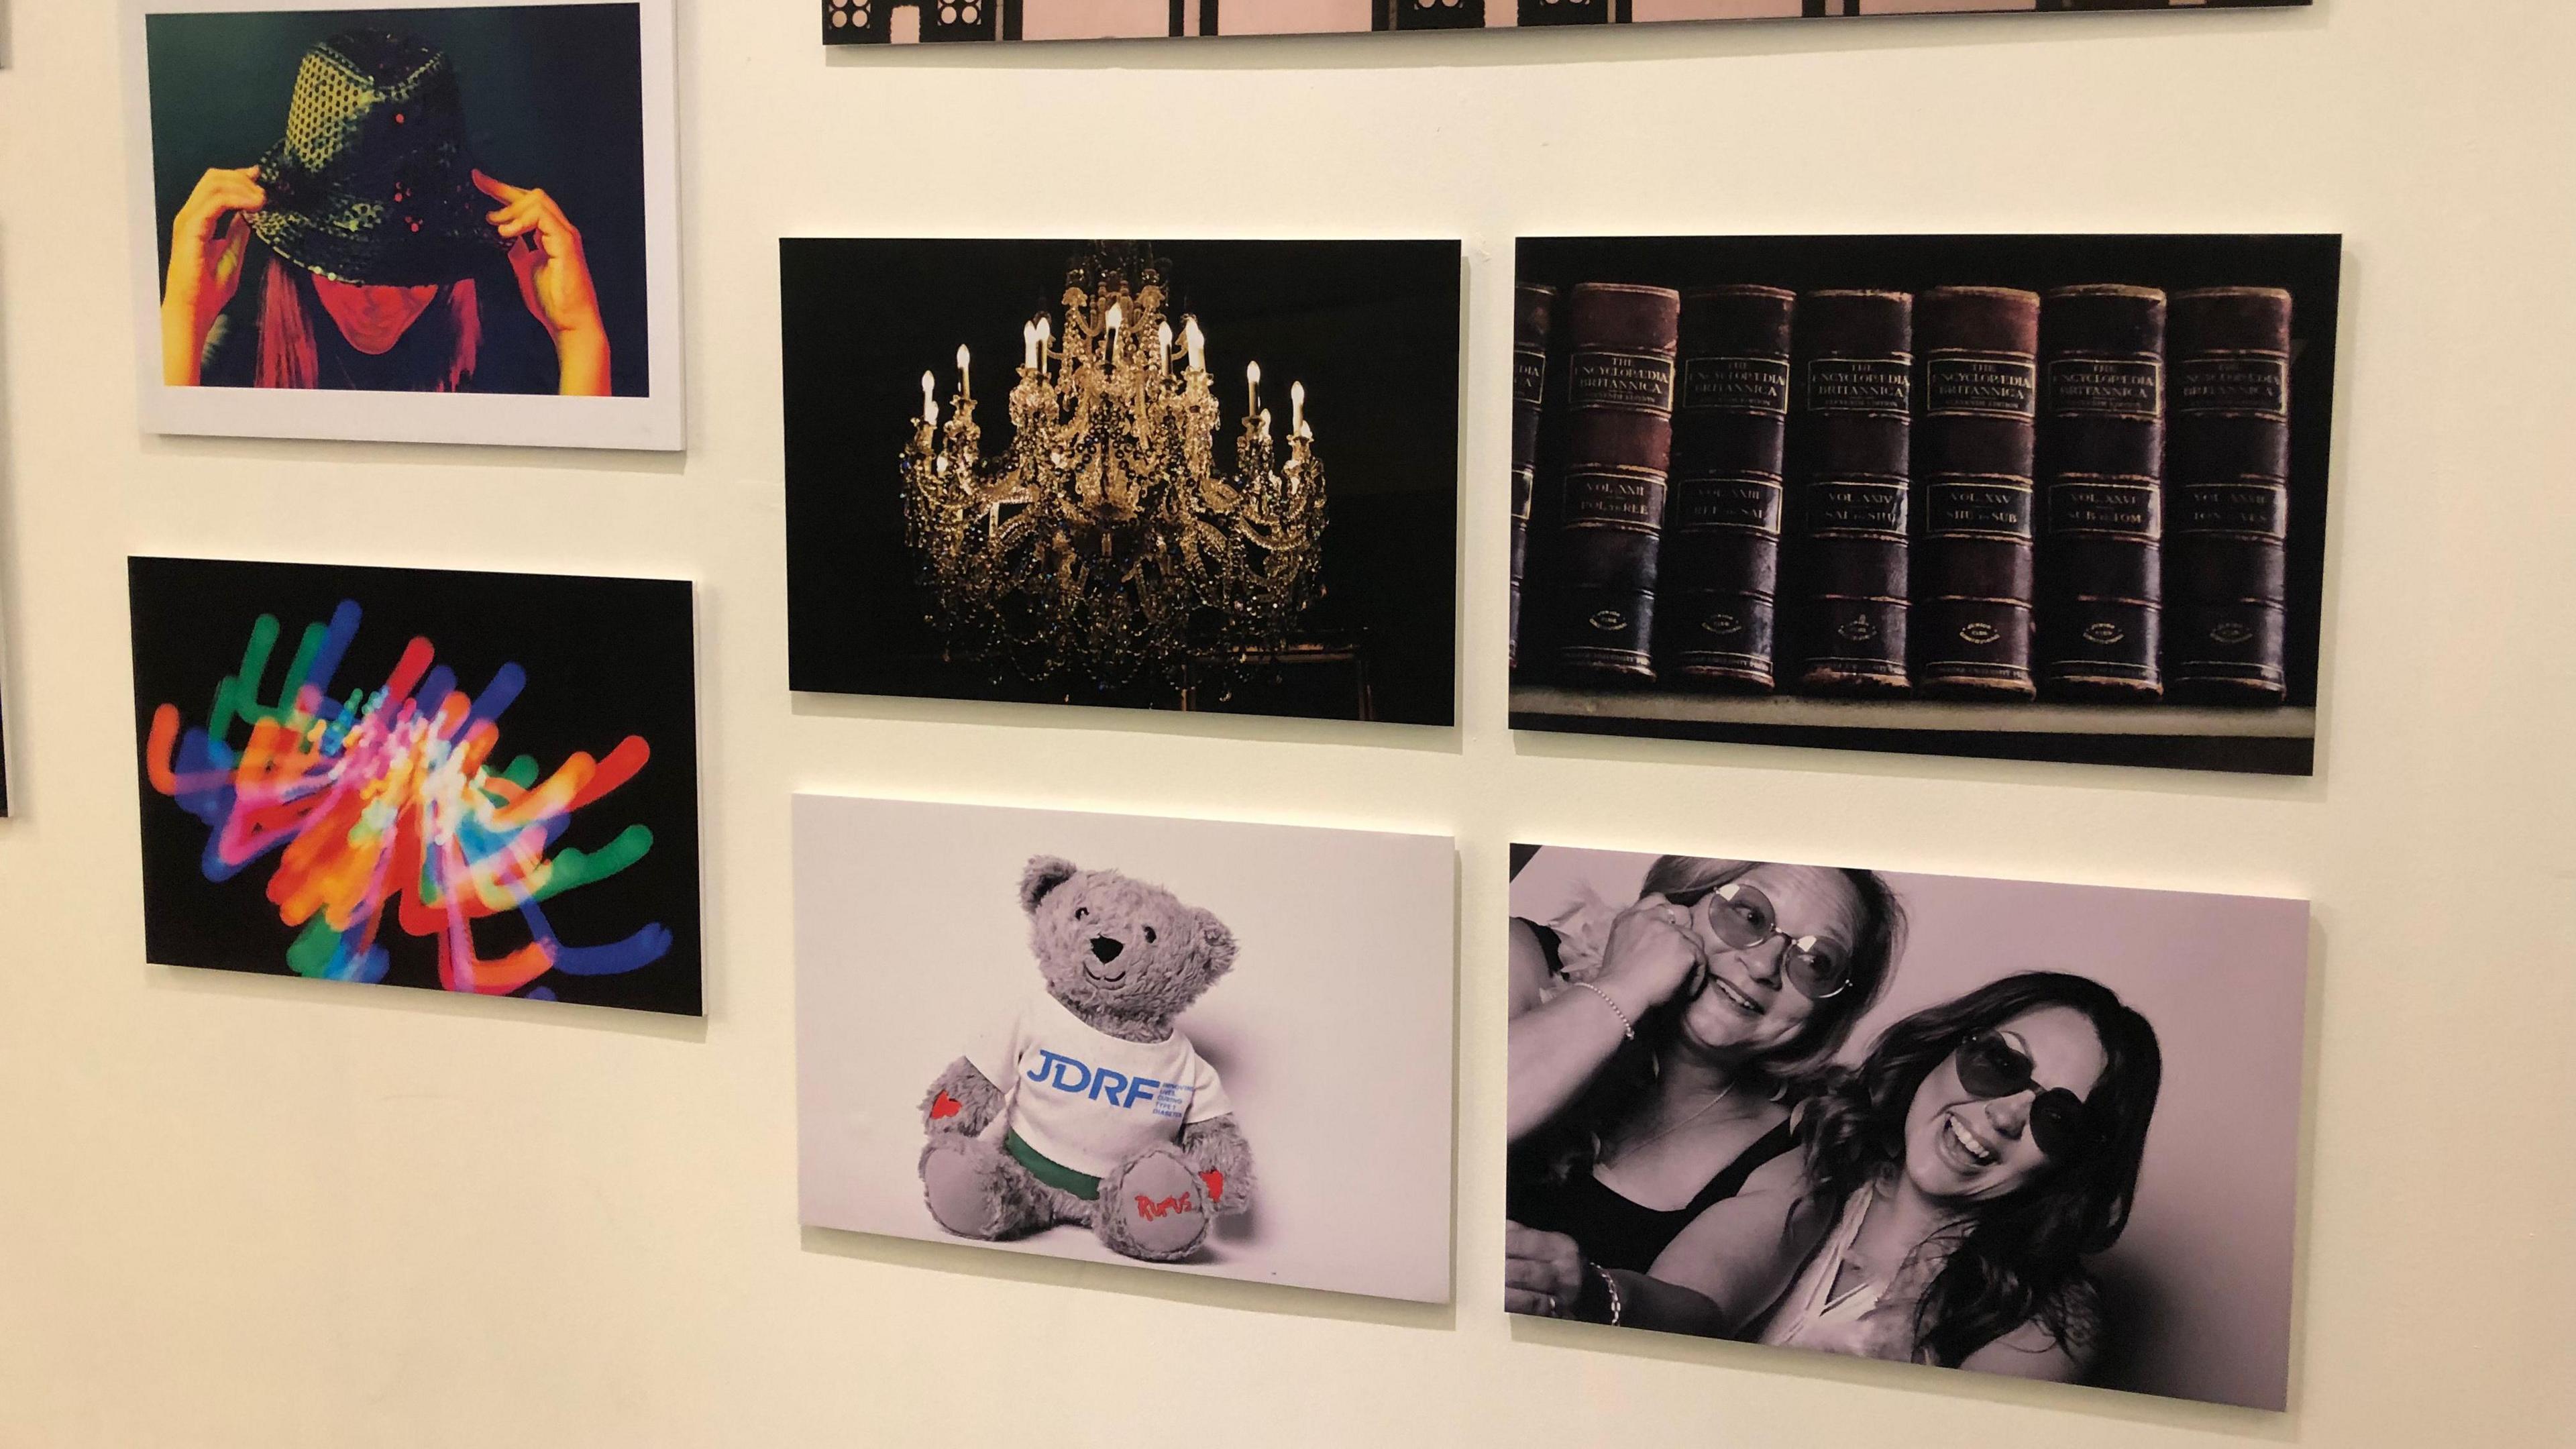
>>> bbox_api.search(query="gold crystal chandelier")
[899,248,1327,698]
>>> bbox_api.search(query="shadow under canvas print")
[782,238,1461,726]
[128,555,703,1016]
[796,795,1457,1301]
[1504,845,2308,1408]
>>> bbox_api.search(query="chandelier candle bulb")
[957,345,971,400]
[893,246,1330,697]
[1292,380,1305,435]
[920,370,935,422]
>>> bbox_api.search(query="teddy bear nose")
[1090,936,1124,964]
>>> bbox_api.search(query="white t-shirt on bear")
[970,987,1232,1180]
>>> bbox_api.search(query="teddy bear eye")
[1143,926,1157,944]
[1073,907,1087,920]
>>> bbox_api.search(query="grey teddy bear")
[918,855,1256,1262]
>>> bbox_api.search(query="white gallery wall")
[1,0,2570,1444]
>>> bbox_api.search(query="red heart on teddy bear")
[930,1091,963,1120]
[1200,1169,1225,1203]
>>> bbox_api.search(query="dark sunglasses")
[1699,881,1852,1001]
[1953,1029,2102,1161]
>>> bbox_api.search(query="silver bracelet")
[1570,980,1635,1040]
[1593,1262,1625,1326]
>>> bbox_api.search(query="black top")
[1511,1120,1799,1275]
[1509,920,1802,1273]
[197,239,557,394]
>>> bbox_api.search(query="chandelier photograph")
[781,237,1463,727]
[900,247,1328,698]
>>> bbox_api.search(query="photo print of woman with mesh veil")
[123,1,683,449]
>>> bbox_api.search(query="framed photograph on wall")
[796,794,1458,1302]
[1504,844,2309,1409]
[782,237,1461,727]
[1511,233,2343,775]
[121,0,684,450]
[127,555,704,1016]
[0,566,10,818]
[823,0,2309,46]
[1,387,10,814]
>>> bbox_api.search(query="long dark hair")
[1796,971,2163,1366]
[254,254,482,390]
[1531,858,1904,1186]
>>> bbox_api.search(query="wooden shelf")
[1511,686,2315,739]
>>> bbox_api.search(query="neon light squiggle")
[148,599,671,996]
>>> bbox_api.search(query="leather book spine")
[2167,286,2295,704]
[1658,285,1796,691]
[1544,284,1680,680]
[1389,0,1487,28]
[2038,284,2167,700]
[1509,284,1556,674]
[1914,286,2041,699]
[1519,0,1611,24]
[1790,289,1913,694]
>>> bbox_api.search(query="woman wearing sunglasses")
[1734,971,2163,1379]
[1504,857,1904,1332]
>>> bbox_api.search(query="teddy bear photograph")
[794,794,1457,1302]
[918,853,1256,1264]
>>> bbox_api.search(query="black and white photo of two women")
[1503,845,2310,1410]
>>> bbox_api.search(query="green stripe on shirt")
[1006,1130,1102,1200]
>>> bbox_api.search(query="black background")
[128,556,702,1016]
[146,4,652,398]
[780,238,1460,727]
[1515,234,2342,774]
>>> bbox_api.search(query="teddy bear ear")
[1195,910,1238,977]
[1020,856,1079,914]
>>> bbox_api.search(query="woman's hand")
[1505,904,1702,1145]
[1504,1223,1591,1318]
[474,170,611,396]
[161,166,264,385]
[1592,898,1706,1020]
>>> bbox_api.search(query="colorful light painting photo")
[128,555,702,1016]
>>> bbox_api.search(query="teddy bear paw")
[920,1136,1036,1240]
[1094,1145,1213,1262]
